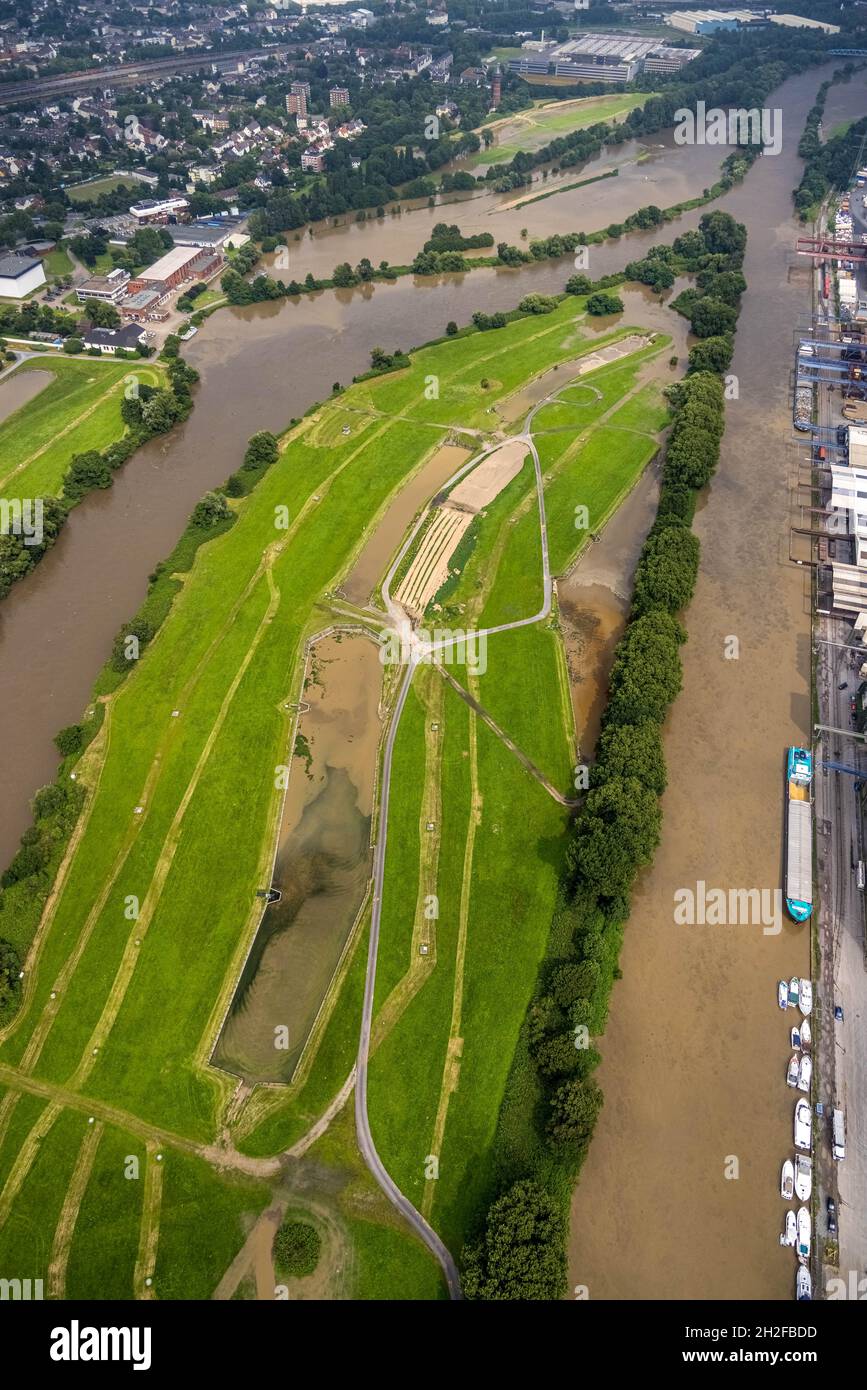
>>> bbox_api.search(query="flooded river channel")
[567,67,867,1301]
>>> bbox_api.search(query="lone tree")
[243,431,279,471]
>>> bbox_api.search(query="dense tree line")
[794,92,867,219]
[462,214,744,1300]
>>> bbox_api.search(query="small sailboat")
[781,1209,797,1247]
[797,1205,811,1262]
[801,1018,811,1049]
[798,1055,812,1093]
[781,1158,794,1200]
[791,1024,801,1050]
[800,979,813,1016]
[794,1099,812,1151]
[789,976,800,1007]
[778,980,789,1010]
[795,1154,812,1201]
[797,1265,812,1301]
[786,1055,800,1087]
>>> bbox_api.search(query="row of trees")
[462,214,744,1300]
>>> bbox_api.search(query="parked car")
[827,1197,837,1236]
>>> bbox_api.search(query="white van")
[832,1108,846,1161]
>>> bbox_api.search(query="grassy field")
[0,290,673,1297]
[0,356,163,501]
[66,175,148,204]
[43,245,75,278]
[465,93,648,169]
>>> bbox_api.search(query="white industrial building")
[509,33,700,84]
[0,252,46,298]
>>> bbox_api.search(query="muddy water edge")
[567,69,867,1301]
[213,633,381,1084]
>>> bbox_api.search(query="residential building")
[81,322,147,355]
[330,86,350,108]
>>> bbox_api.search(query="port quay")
[791,162,867,1296]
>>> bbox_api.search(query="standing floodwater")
[213,634,381,1084]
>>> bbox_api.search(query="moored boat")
[801,1018,811,1049]
[786,1054,799,1087]
[781,1158,794,1200]
[798,1055,812,1093]
[785,748,813,921]
[797,1206,811,1262]
[795,1099,812,1151]
[797,1266,812,1301]
[781,1210,797,1247]
[778,980,789,1010]
[791,1025,801,1050]
[800,979,813,1016]
[795,1154,812,1201]
[789,976,800,1006]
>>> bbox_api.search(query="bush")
[546,1076,603,1154]
[273,1219,321,1277]
[586,292,623,316]
[109,615,155,674]
[243,431,279,471]
[54,723,85,758]
[62,449,113,502]
[0,938,22,1014]
[518,293,558,315]
[462,1179,567,1301]
[191,491,231,528]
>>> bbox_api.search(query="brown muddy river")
[263,127,724,286]
[567,68,867,1302]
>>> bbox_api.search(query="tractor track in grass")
[47,1118,103,1298]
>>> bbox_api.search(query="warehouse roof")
[137,244,204,282]
[0,252,40,278]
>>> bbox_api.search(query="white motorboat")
[798,1055,812,1093]
[797,1266,812,1301]
[797,1206,811,1262]
[800,1018,811,1049]
[786,1055,799,1087]
[778,980,789,1010]
[781,1209,797,1247]
[794,1099,812,1151]
[791,1025,801,1050]
[781,1158,794,1200]
[795,1154,812,1202]
[800,979,813,1016]
[789,976,800,1007]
